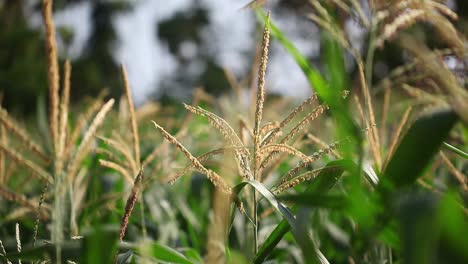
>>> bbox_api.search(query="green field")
[0,1,467,263]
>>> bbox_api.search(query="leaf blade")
[252,160,353,263]
[383,110,458,189]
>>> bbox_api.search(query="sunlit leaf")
[137,242,194,264]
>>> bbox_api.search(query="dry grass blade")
[383,106,412,171]
[65,99,115,186]
[428,17,464,57]
[184,104,249,156]
[358,62,381,168]
[330,0,352,14]
[380,86,391,141]
[398,35,468,123]
[152,121,232,194]
[121,65,140,169]
[309,0,332,22]
[0,108,49,162]
[64,91,108,158]
[439,152,467,191]
[402,84,447,105]
[0,141,53,184]
[119,169,143,241]
[96,147,122,165]
[99,159,133,184]
[239,116,254,143]
[98,136,136,174]
[70,168,88,236]
[354,95,366,127]
[349,0,370,27]
[184,104,252,179]
[6,209,38,222]
[205,188,231,264]
[224,68,242,99]
[42,0,60,152]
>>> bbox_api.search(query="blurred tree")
[0,0,131,114]
[456,0,468,36]
[0,0,48,113]
[156,5,230,100]
[71,0,131,101]
[1,0,465,112]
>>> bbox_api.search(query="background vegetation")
[0,0,467,263]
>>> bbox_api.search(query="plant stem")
[443,142,468,159]
[52,173,64,264]
[365,19,377,89]
[253,188,258,254]
[139,194,147,239]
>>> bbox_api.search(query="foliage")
[0,0,467,264]
[0,0,132,114]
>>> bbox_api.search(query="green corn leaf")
[382,110,458,190]
[233,179,326,264]
[116,250,133,264]
[2,240,81,262]
[233,180,296,228]
[252,160,353,263]
[80,225,119,264]
[137,242,194,264]
[278,193,347,209]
